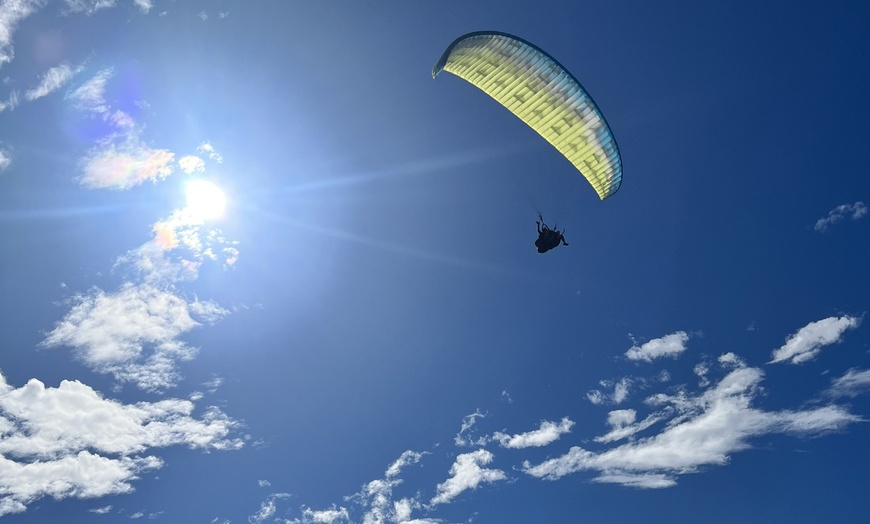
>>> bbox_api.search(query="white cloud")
[586,390,604,405]
[189,299,229,324]
[454,409,486,447]
[301,506,350,524]
[197,141,223,163]
[0,0,46,67]
[257,480,270,488]
[63,0,116,15]
[41,283,204,391]
[625,332,689,362]
[0,144,11,171]
[115,210,239,284]
[523,365,861,488]
[718,352,745,368]
[385,450,425,478]
[826,368,870,398]
[693,361,710,387]
[133,0,152,13]
[594,409,668,444]
[89,505,113,514]
[68,68,113,114]
[429,449,506,506]
[587,377,633,406]
[25,62,82,101]
[78,134,175,190]
[769,316,861,364]
[814,202,867,231]
[493,417,573,449]
[248,497,276,523]
[0,372,242,517]
[178,155,205,174]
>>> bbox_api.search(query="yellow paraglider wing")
[433,31,622,200]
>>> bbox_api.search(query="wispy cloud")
[826,368,870,398]
[69,69,179,191]
[594,409,668,444]
[89,505,112,514]
[454,408,487,447]
[769,315,861,364]
[493,417,573,449]
[24,62,83,101]
[814,202,867,232]
[67,68,113,113]
[523,360,861,488]
[0,371,242,517]
[133,0,152,13]
[587,376,633,405]
[197,141,223,163]
[625,331,689,362]
[0,0,46,68]
[62,0,116,15]
[0,144,11,171]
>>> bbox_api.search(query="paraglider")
[432,31,622,252]
[535,214,568,254]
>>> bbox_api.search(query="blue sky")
[1,1,869,523]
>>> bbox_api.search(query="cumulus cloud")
[0,372,242,517]
[523,364,861,488]
[769,316,861,364]
[625,332,689,362]
[178,155,205,174]
[430,449,506,506]
[493,417,573,449]
[41,283,205,391]
[25,62,82,101]
[814,202,867,232]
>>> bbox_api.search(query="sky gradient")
[1,1,869,523]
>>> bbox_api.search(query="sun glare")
[185,179,227,220]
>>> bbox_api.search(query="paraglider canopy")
[433,31,622,200]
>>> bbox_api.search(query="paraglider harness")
[535,214,568,253]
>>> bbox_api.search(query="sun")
[185,179,227,220]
